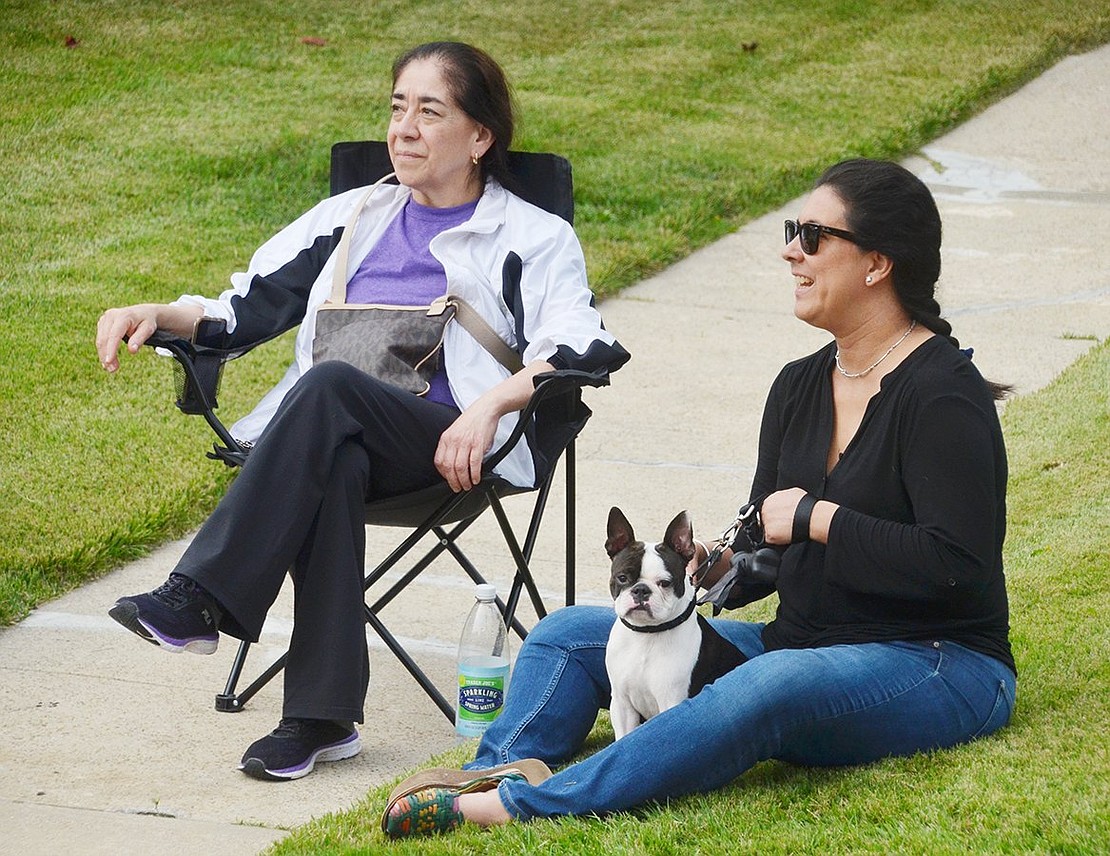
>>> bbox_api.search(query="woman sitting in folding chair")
[95,41,629,781]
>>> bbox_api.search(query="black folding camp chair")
[145,141,608,722]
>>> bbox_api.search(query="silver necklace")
[835,320,917,379]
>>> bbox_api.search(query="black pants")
[175,361,460,723]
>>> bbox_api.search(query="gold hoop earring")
[471,153,480,166]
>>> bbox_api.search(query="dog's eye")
[659,579,672,588]
[616,574,629,585]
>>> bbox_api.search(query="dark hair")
[815,158,1010,399]
[392,42,516,189]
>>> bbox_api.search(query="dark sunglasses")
[784,219,861,255]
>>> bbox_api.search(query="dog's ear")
[664,510,695,562]
[606,507,635,558]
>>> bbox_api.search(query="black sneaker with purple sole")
[239,718,361,780]
[108,573,222,654]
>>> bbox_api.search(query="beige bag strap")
[448,296,524,373]
[328,175,524,375]
[330,173,394,304]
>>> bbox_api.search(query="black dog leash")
[692,499,781,615]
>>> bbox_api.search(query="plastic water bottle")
[455,583,510,739]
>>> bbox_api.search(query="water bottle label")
[456,658,509,737]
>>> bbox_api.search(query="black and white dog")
[604,507,747,739]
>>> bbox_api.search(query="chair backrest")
[329,141,574,224]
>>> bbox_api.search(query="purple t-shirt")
[345,197,478,407]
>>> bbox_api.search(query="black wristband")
[792,493,819,543]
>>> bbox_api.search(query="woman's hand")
[435,359,556,492]
[95,303,203,373]
[434,400,500,492]
[760,488,807,545]
[760,488,837,545]
[687,540,734,589]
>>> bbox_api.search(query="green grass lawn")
[2,2,1108,851]
[270,339,1110,854]
[1,3,1108,638]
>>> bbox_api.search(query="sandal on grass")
[384,788,464,838]
[383,758,552,816]
[381,761,550,837]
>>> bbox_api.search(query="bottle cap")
[474,583,497,602]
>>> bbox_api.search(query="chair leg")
[565,440,576,606]
[360,484,551,722]
[363,606,455,722]
[366,517,480,613]
[214,639,289,713]
[486,491,547,623]
[213,493,480,716]
[214,639,253,711]
[436,528,529,639]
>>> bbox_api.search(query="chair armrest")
[139,319,278,467]
[483,368,609,475]
[532,366,612,391]
[144,316,272,361]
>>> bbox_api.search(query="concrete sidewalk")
[2,44,1108,856]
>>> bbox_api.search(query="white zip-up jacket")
[173,179,629,487]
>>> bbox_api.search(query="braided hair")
[815,159,1010,399]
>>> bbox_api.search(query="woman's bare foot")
[457,788,512,827]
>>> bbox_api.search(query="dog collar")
[619,598,696,633]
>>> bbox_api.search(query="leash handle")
[691,499,763,588]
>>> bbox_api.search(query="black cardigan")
[739,336,1015,674]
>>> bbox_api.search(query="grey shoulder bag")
[312,175,523,396]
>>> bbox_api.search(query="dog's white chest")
[606,617,701,726]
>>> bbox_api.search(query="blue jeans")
[467,605,1016,820]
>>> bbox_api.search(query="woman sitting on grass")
[383,158,1016,838]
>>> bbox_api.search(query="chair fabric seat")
[364,479,523,528]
